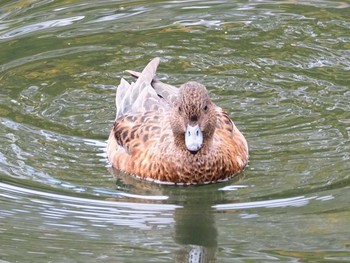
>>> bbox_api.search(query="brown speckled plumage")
[107,57,248,184]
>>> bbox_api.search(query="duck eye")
[203,105,208,112]
[178,106,182,112]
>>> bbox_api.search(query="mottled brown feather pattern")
[107,58,248,184]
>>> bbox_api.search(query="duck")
[107,57,248,184]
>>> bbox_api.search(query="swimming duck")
[107,57,248,184]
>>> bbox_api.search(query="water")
[1,0,349,262]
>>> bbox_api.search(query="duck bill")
[185,124,203,153]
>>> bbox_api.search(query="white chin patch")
[185,124,203,152]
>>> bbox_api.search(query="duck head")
[171,81,217,154]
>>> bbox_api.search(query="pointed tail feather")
[126,68,179,104]
[135,57,160,86]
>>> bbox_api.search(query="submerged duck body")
[107,57,248,184]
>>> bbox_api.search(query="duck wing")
[115,57,170,119]
[126,69,178,105]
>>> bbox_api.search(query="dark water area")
[0,1,349,262]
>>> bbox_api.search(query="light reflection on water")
[0,0,349,262]
[0,16,85,40]
[213,195,334,210]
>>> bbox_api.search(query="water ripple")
[213,195,333,210]
[0,16,84,40]
[0,182,175,210]
[0,46,112,72]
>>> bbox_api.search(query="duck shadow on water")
[109,167,246,263]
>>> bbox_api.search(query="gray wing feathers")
[116,78,131,118]
[115,57,167,119]
[126,71,179,104]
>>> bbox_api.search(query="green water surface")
[0,0,349,262]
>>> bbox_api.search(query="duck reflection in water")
[109,168,244,262]
[171,186,219,263]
